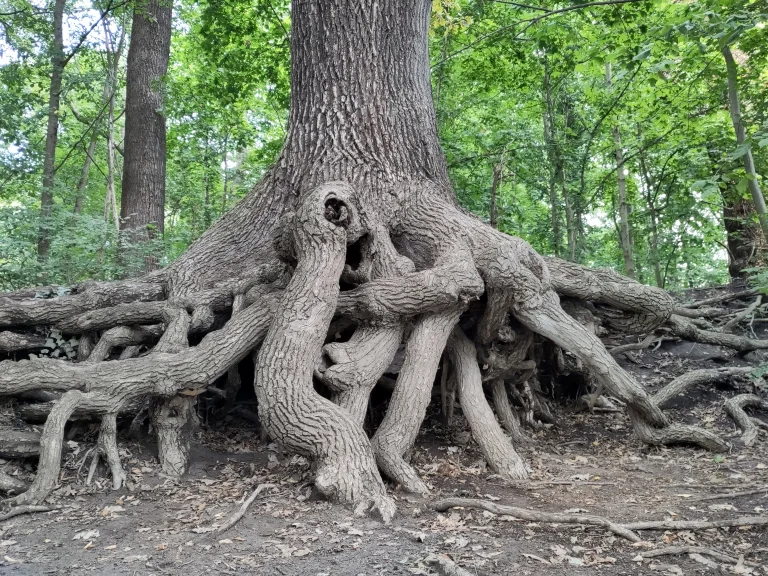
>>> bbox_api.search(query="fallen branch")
[0,505,58,522]
[693,488,767,502]
[216,483,275,534]
[609,334,655,356]
[622,515,768,531]
[435,498,768,542]
[720,295,763,333]
[640,546,758,566]
[433,498,641,542]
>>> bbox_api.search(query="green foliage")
[1,0,767,290]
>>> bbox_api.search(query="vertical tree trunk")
[543,57,561,256]
[722,45,768,240]
[637,126,663,287]
[37,0,66,261]
[104,19,125,232]
[605,62,634,278]
[73,135,97,214]
[489,158,502,229]
[120,0,172,270]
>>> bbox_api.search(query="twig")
[622,516,768,531]
[0,505,58,522]
[720,295,762,333]
[216,483,275,534]
[434,498,641,542]
[694,488,767,502]
[640,546,758,566]
[529,480,617,486]
[609,334,655,356]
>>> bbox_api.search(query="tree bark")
[722,45,768,244]
[38,0,66,261]
[120,0,173,271]
[543,56,562,256]
[605,62,634,278]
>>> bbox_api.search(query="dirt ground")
[1,290,767,575]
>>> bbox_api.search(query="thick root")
[254,183,394,519]
[371,309,461,494]
[668,315,768,353]
[447,327,528,481]
[653,367,755,408]
[725,394,768,446]
[321,324,403,424]
[491,379,529,444]
[12,390,83,505]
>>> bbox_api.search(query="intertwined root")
[0,182,765,518]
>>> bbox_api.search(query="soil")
[1,290,767,575]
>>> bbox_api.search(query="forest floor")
[0,288,767,575]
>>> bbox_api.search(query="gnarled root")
[725,394,768,446]
[447,327,528,481]
[371,308,463,494]
[87,413,126,490]
[254,182,394,519]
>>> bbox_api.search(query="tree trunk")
[605,62,634,278]
[120,0,172,270]
[0,0,739,517]
[37,0,66,261]
[722,45,768,242]
[489,159,502,229]
[73,135,98,215]
[543,57,561,257]
[104,18,124,232]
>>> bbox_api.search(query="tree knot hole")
[324,198,349,228]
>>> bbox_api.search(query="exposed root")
[321,323,402,424]
[85,325,163,362]
[668,315,768,353]
[491,379,529,444]
[628,409,728,452]
[447,328,528,482]
[0,430,41,458]
[608,334,655,356]
[0,331,45,352]
[0,505,59,522]
[93,413,126,490]
[12,390,84,505]
[434,497,641,542]
[725,394,768,446]
[0,470,28,494]
[652,367,755,408]
[0,281,165,328]
[371,309,462,494]
[255,183,394,519]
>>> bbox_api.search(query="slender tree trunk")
[73,135,97,214]
[489,158,502,229]
[120,0,172,270]
[104,19,125,232]
[37,0,66,261]
[605,62,634,279]
[543,57,561,257]
[722,45,768,240]
[221,133,229,215]
[637,126,663,287]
